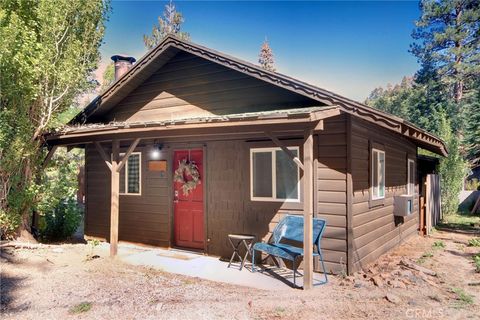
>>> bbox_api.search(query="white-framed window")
[371,148,385,200]
[119,152,141,195]
[250,147,300,202]
[407,159,415,195]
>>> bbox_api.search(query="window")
[407,159,415,195]
[120,152,141,195]
[371,149,385,200]
[250,147,300,202]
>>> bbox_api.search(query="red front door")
[173,149,204,249]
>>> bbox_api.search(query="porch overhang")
[45,106,341,147]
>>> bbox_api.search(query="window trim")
[407,159,415,196]
[250,147,300,202]
[120,151,142,196]
[371,148,386,200]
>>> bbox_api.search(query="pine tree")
[411,0,480,103]
[258,38,275,72]
[143,0,190,50]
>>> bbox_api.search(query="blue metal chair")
[252,215,328,287]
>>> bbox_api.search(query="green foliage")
[439,212,480,231]
[36,149,82,216]
[468,238,480,247]
[36,148,83,241]
[437,114,469,215]
[69,302,92,314]
[42,198,81,241]
[473,253,480,272]
[463,84,480,165]
[411,0,480,104]
[143,0,189,50]
[0,209,21,239]
[451,287,474,307]
[417,251,434,264]
[101,62,115,92]
[432,241,445,249]
[464,178,480,191]
[0,0,109,237]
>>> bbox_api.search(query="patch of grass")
[182,278,196,285]
[473,253,480,273]
[69,302,92,314]
[432,241,445,249]
[468,238,480,247]
[274,306,286,317]
[438,213,480,231]
[417,251,434,264]
[451,288,474,308]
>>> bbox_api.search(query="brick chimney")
[111,54,136,81]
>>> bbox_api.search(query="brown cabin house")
[46,36,447,285]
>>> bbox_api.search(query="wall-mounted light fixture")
[150,142,163,160]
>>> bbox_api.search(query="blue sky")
[99,0,421,102]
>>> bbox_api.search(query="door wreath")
[173,158,201,196]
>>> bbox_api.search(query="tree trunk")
[16,159,37,242]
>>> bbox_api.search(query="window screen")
[252,151,273,198]
[372,149,385,200]
[127,154,140,194]
[251,147,299,201]
[275,149,299,200]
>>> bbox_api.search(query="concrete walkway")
[102,243,326,290]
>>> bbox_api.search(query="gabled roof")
[71,35,447,156]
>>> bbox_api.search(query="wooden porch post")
[110,140,120,257]
[94,138,140,258]
[303,129,314,290]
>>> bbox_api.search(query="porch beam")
[110,140,120,257]
[94,142,112,171]
[313,120,324,131]
[303,128,314,290]
[42,145,58,169]
[116,138,141,172]
[264,131,304,170]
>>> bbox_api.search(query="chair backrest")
[272,215,326,251]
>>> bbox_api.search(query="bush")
[465,178,480,191]
[437,114,468,215]
[0,209,21,239]
[41,198,81,241]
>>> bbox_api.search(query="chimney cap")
[111,54,136,63]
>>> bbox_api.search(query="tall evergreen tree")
[411,0,480,104]
[258,38,275,72]
[143,0,190,50]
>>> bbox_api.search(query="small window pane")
[253,152,272,198]
[378,152,385,197]
[275,149,299,199]
[127,154,140,193]
[372,151,379,197]
[408,160,415,195]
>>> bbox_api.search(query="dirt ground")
[1,230,479,320]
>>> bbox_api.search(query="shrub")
[474,254,480,273]
[41,198,81,241]
[69,302,92,314]
[468,238,480,247]
[0,209,21,239]
[437,115,468,215]
[464,178,480,191]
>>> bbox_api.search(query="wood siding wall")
[349,116,419,272]
[85,145,170,247]
[103,51,316,123]
[84,117,348,273]
[316,115,348,273]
